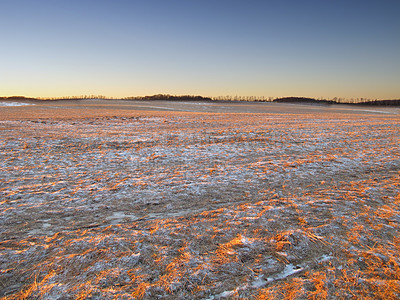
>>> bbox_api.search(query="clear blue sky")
[1,0,399,99]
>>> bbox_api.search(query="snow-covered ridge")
[0,101,33,106]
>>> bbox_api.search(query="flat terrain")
[1,100,399,299]
[1,99,399,119]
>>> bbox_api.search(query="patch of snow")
[105,211,137,225]
[317,254,334,263]
[0,102,33,107]
[266,264,304,281]
[251,264,304,288]
[206,287,244,299]
[241,235,253,246]
[355,109,397,115]
[218,290,236,297]
[137,105,191,112]
[252,274,267,288]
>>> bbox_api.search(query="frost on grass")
[0,112,400,299]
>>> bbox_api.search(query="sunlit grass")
[0,111,399,298]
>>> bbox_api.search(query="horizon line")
[2,94,399,102]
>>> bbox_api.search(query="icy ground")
[0,112,399,299]
[0,102,32,107]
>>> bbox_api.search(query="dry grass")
[1,103,399,299]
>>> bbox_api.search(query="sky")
[1,0,399,99]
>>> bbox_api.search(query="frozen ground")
[0,102,399,299]
[0,102,33,107]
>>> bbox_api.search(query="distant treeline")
[355,99,400,106]
[0,95,108,101]
[272,97,400,106]
[273,97,336,105]
[212,95,274,102]
[1,96,38,101]
[0,94,212,101]
[123,94,213,101]
[38,95,108,101]
[1,95,399,106]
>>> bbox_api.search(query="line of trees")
[273,97,336,104]
[36,95,109,101]
[213,96,400,106]
[212,95,274,102]
[272,97,400,106]
[0,95,109,101]
[0,96,37,101]
[123,94,212,101]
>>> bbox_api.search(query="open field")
[1,100,400,299]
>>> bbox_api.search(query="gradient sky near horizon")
[1,0,399,99]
